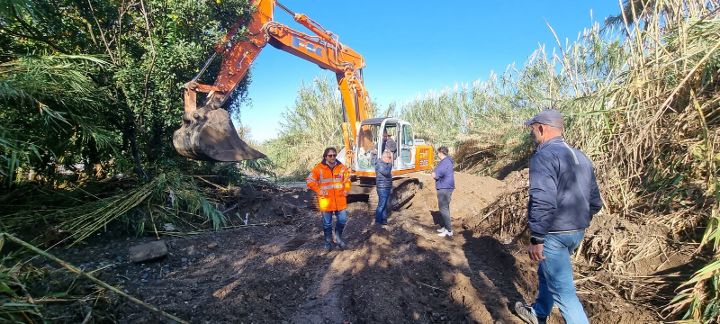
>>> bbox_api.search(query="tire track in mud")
[291,173,524,323]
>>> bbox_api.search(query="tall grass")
[264,75,376,179]
[396,0,719,320]
[1,172,228,246]
[0,55,116,187]
[399,49,566,175]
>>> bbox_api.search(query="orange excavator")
[173,0,434,207]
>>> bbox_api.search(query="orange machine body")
[184,0,434,179]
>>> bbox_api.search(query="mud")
[50,172,659,323]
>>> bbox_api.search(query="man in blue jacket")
[374,150,393,225]
[515,109,602,324]
[432,146,455,237]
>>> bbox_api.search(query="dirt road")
[55,172,658,323]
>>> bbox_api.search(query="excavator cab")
[172,87,265,161]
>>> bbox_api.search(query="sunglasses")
[325,154,336,157]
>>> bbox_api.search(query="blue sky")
[236,1,620,142]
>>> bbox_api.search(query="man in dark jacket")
[515,109,602,324]
[432,146,455,237]
[374,150,393,225]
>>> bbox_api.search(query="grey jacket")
[527,137,602,238]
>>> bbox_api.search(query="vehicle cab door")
[395,121,415,171]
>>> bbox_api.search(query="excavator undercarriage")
[350,177,422,212]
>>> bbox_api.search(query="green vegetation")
[267,0,719,321]
[0,0,718,321]
[0,1,265,320]
[263,76,376,179]
[394,1,719,321]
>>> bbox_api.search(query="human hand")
[528,243,545,262]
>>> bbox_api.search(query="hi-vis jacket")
[306,161,351,212]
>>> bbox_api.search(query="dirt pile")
[42,171,662,323]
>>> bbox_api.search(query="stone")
[128,241,168,263]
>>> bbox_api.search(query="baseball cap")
[524,109,564,128]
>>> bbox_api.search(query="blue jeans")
[375,188,391,224]
[532,230,588,324]
[322,210,347,245]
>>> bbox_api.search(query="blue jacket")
[375,160,393,190]
[527,137,602,239]
[433,156,455,189]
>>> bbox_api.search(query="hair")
[323,147,337,157]
[437,146,449,155]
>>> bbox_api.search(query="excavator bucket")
[173,105,265,161]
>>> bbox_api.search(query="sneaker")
[436,228,445,233]
[514,302,539,324]
[437,229,454,237]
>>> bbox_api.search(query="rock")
[292,195,299,199]
[162,223,177,231]
[207,242,218,249]
[181,257,188,263]
[128,241,168,263]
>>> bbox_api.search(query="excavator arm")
[174,0,370,165]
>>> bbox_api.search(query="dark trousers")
[437,189,453,231]
[375,188,391,224]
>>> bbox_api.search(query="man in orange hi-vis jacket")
[306,147,352,251]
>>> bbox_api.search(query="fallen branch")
[417,280,447,293]
[1,233,188,324]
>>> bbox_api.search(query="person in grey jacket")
[515,109,602,324]
[432,146,455,237]
[374,150,393,225]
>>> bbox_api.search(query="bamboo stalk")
[1,233,188,324]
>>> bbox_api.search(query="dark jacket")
[382,138,397,155]
[375,159,393,190]
[527,137,603,239]
[433,156,455,190]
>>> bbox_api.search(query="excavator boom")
[173,0,368,164]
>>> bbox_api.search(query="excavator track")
[366,177,421,211]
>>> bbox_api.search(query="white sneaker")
[436,228,446,233]
[437,229,453,237]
